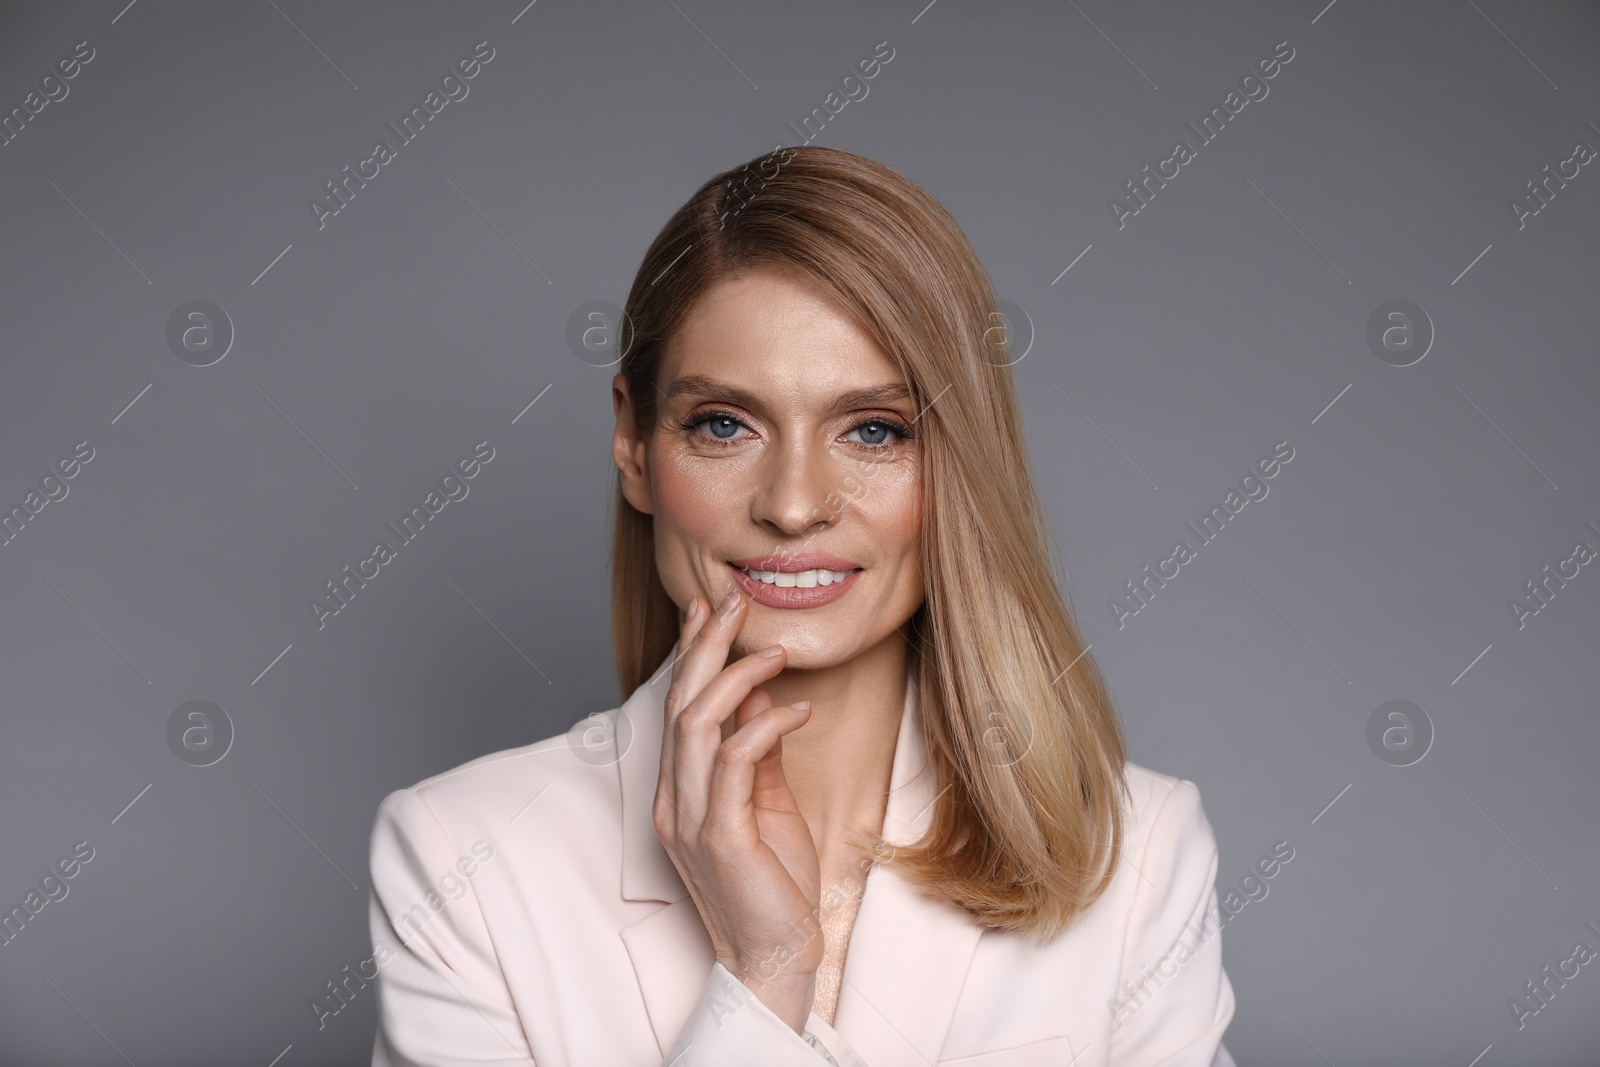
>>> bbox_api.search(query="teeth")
[738,565,856,587]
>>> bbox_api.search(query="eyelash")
[678,408,916,451]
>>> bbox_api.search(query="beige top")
[811,871,869,1024]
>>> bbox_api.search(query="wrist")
[720,959,816,1033]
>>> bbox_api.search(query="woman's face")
[612,266,924,669]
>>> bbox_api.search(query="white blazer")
[366,641,1237,1066]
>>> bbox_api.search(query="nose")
[749,433,843,538]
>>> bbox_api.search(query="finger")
[704,702,813,834]
[667,589,750,728]
[672,645,787,825]
[735,686,775,732]
[660,595,710,789]
[661,589,750,788]
[670,596,711,689]
[749,700,809,804]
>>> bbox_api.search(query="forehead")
[660,268,905,403]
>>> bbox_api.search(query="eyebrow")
[664,374,913,413]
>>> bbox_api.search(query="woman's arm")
[1107,778,1237,1066]
[368,786,854,1066]
[664,962,865,1066]
[367,786,535,1066]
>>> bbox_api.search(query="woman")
[366,145,1237,1066]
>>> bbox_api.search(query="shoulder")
[1110,762,1223,955]
[368,711,628,864]
[1119,761,1217,860]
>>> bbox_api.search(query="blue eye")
[678,410,914,450]
[679,411,753,445]
[845,420,902,446]
[699,414,744,440]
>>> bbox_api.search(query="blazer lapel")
[615,642,706,1058]
[615,642,983,1063]
[831,661,984,1064]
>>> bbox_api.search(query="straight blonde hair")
[609,145,1127,941]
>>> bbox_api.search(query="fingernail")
[792,700,811,710]
[688,598,705,626]
[758,644,784,657]
[718,590,740,617]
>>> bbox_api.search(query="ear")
[612,373,654,515]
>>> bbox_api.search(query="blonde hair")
[609,145,1127,941]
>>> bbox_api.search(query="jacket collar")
[616,640,985,1062]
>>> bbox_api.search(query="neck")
[725,635,911,867]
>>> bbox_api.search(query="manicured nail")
[758,644,784,657]
[719,590,740,617]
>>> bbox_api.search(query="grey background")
[1,0,1596,1064]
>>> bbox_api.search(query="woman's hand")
[652,588,822,1033]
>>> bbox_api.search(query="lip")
[728,553,862,572]
[726,559,864,610]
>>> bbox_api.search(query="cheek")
[861,464,922,556]
[655,452,739,522]
[650,452,741,576]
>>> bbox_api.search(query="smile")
[725,559,864,609]
[734,564,859,587]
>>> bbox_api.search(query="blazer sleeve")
[367,787,536,1067]
[663,962,868,1067]
[1107,778,1237,1066]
